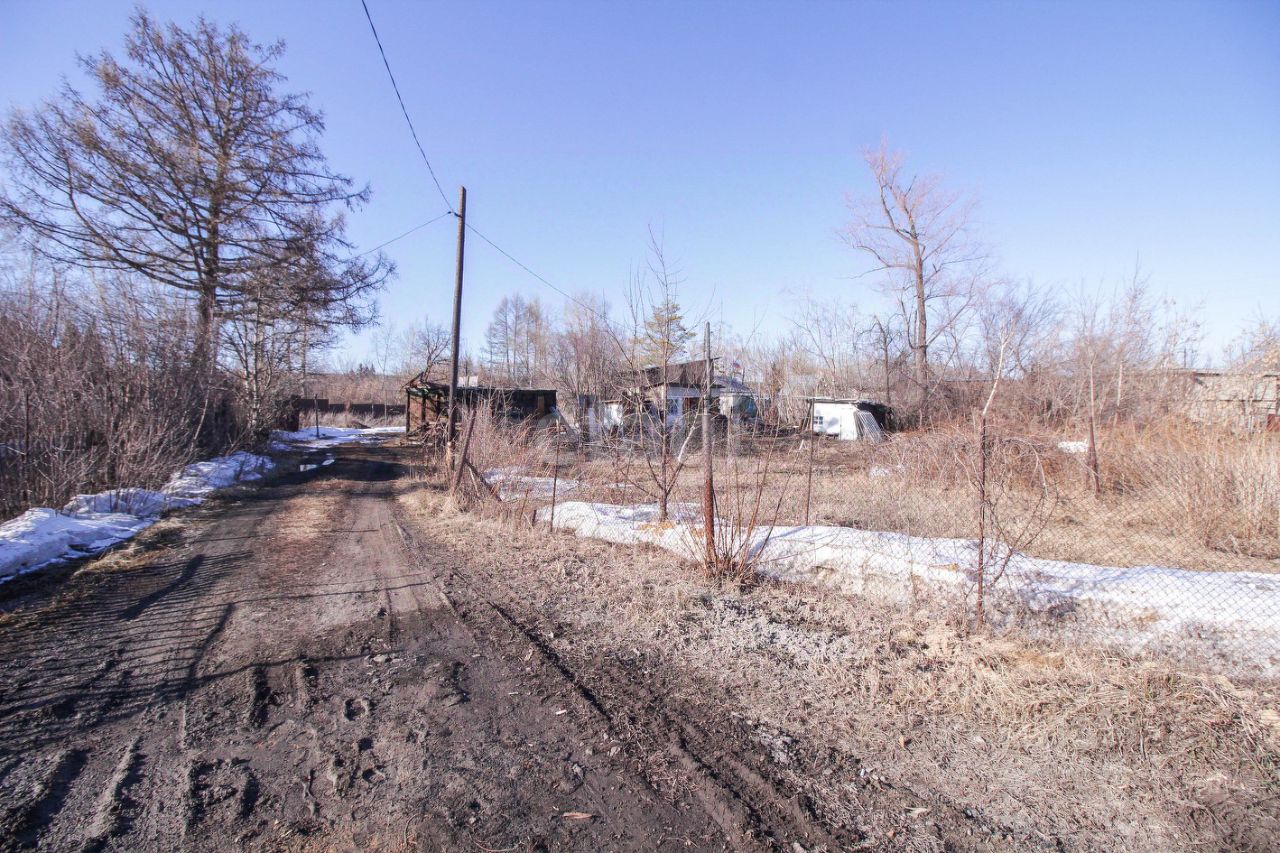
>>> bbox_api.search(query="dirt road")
[0,443,916,852]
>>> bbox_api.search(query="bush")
[0,268,241,518]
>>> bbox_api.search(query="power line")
[464,221,614,327]
[359,0,454,214]
[350,210,453,259]
[354,2,609,334]
[357,2,605,331]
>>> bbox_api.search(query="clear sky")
[3,0,1278,365]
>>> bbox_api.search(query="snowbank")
[540,501,1280,667]
[271,426,404,450]
[1,452,274,581]
[62,488,195,518]
[1057,440,1089,454]
[0,509,156,581]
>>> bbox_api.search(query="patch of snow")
[484,467,580,500]
[271,426,404,450]
[540,501,1280,671]
[0,508,155,580]
[163,452,273,502]
[1057,440,1089,454]
[298,455,336,472]
[63,488,193,518]
[1,451,275,582]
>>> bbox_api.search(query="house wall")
[1182,372,1279,432]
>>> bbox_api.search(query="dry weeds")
[556,423,1280,576]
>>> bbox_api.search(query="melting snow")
[541,501,1280,670]
[484,467,579,499]
[1,452,274,581]
[271,426,404,450]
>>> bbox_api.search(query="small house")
[1178,369,1279,432]
[583,359,761,439]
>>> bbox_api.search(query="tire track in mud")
[81,737,143,852]
[0,446,740,851]
[1,747,90,851]
[0,475,288,851]
[389,500,840,852]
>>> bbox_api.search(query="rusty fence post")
[803,399,815,526]
[974,412,989,630]
[702,323,716,571]
[549,428,561,530]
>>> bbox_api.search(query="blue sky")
[3,0,1278,365]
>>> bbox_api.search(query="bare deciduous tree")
[844,143,988,422]
[625,234,698,521]
[400,318,452,380]
[0,12,390,365]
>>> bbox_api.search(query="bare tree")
[0,250,227,516]
[484,295,552,386]
[399,318,452,380]
[1228,314,1280,372]
[626,234,697,521]
[547,292,617,441]
[0,12,391,365]
[789,296,869,395]
[844,143,988,423]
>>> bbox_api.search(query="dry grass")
[585,422,1280,576]
[314,411,404,429]
[398,481,1280,850]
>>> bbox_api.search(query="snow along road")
[0,427,405,582]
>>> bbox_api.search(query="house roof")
[629,358,718,389]
[406,378,556,397]
[807,396,884,406]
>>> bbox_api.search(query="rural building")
[581,359,762,439]
[403,374,557,432]
[1177,369,1280,432]
[807,397,888,441]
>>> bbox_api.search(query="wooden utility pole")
[446,186,467,467]
[702,322,716,571]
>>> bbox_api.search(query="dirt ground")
[0,441,1276,852]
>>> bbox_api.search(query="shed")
[807,398,887,442]
[404,375,556,432]
[585,359,763,439]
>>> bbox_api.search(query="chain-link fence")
[429,405,1280,677]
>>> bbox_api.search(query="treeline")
[398,266,1275,433]
[0,261,221,517]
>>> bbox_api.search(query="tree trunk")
[914,251,930,422]
[195,281,218,367]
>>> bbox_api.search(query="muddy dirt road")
[0,443,908,852]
